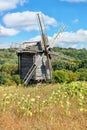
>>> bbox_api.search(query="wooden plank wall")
[35,53,51,80]
[19,53,34,79]
[19,52,51,82]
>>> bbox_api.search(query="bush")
[0,72,7,85]
[0,72,14,86]
[76,68,87,81]
[1,63,18,75]
[12,75,21,85]
[53,70,69,83]
[66,70,78,83]
[5,79,13,86]
[77,72,87,81]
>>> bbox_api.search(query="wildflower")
[31,98,35,102]
[36,96,40,99]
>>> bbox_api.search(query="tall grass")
[0,82,87,130]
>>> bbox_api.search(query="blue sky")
[0,0,87,49]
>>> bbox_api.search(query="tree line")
[52,47,87,83]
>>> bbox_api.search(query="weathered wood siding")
[35,54,51,80]
[19,53,35,79]
[18,52,51,82]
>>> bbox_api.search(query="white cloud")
[51,29,87,49]
[60,0,87,2]
[29,35,52,43]
[3,11,58,31]
[29,35,41,41]
[72,19,79,24]
[0,25,19,37]
[0,0,27,12]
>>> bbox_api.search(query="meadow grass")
[0,82,87,130]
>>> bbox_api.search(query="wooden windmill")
[17,13,65,85]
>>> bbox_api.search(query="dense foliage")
[52,47,87,83]
[0,47,87,85]
[0,48,20,85]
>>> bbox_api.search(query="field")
[0,82,87,130]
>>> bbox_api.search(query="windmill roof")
[17,41,44,54]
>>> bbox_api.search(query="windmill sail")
[37,13,48,51]
[49,24,65,48]
[37,13,52,79]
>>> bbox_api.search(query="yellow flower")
[31,98,35,102]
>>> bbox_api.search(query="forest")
[0,47,87,85]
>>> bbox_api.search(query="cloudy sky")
[0,0,87,49]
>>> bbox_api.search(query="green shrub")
[76,68,87,81]
[77,72,87,81]
[5,79,13,86]
[12,75,21,85]
[66,70,78,83]
[0,72,7,85]
[0,72,13,86]
[1,63,18,75]
[53,70,69,83]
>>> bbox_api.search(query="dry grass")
[0,106,86,130]
[0,83,87,130]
